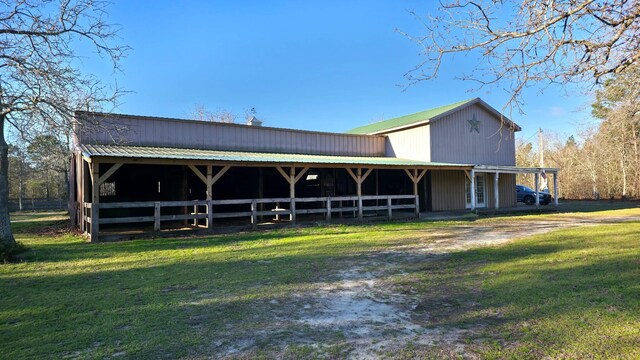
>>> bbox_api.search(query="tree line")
[517,65,640,200]
[8,136,70,211]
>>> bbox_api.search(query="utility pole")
[538,128,544,167]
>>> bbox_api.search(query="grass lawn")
[1,207,640,359]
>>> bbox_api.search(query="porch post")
[289,166,296,224]
[90,162,99,242]
[206,165,213,229]
[553,172,559,208]
[534,172,540,209]
[357,168,363,221]
[470,169,476,211]
[494,172,500,210]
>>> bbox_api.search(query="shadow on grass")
[0,237,385,358]
[407,223,640,357]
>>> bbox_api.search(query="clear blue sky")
[92,1,596,143]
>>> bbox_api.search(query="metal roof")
[80,144,473,168]
[346,98,521,135]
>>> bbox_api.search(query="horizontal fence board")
[255,210,292,216]
[362,206,391,211]
[329,207,358,212]
[212,211,253,219]
[100,216,155,224]
[99,201,156,209]
[295,209,328,215]
[158,200,209,207]
[85,193,417,231]
[159,214,208,221]
[392,204,416,209]
[328,196,358,202]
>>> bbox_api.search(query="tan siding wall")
[485,173,517,208]
[431,170,466,211]
[384,125,430,161]
[76,114,386,157]
[430,104,516,166]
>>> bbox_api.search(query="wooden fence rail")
[83,194,419,241]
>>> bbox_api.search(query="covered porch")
[72,145,472,242]
[472,165,559,210]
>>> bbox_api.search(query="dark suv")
[516,185,552,205]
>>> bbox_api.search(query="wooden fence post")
[192,205,198,227]
[154,202,161,231]
[387,196,392,219]
[326,198,331,221]
[207,199,213,232]
[251,200,257,228]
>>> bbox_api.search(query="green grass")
[392,221,640,359]
[2,208,640,359]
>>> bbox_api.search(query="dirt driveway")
[218,213,640,359]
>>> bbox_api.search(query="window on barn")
[100,182,116,197]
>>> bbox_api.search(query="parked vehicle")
[516,185,552,205]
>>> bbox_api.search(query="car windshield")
[519,185,534,192]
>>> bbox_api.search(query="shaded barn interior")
[83,164,424,232]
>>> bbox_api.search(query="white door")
[466,174,486,208]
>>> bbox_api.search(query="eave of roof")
[74,111,385,139]
[346,98,521,135]
[79,144,473,169]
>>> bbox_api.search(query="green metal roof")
[80,144,472,168]
[346,98,476,135]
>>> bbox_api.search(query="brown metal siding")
[486,173,517,208]
[431,170,466,211]
[384,125,431,161]
[76,114,386,157]
[430,104,516,166]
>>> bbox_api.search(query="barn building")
[70,98,558,241]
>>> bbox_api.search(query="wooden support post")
[275,166,308,225]
[206,165,213,200]
[412,169,419,198]
[346,167,372,221]
[326,199,332,221]
[205,165,213,229]
[154,202,161,231]
[289,167,296,224]
[387,196,392,219]
[251,200,257,228]
[494,172,500,210]
[404,168,426,216]
[188,164,229,231]
[553,173,559,208]
[258,167,264,221]
[470,169,476,211]
[90,162,99,242]
[534,172,540,209]
[357,168,363,220]
[207,199,213,232]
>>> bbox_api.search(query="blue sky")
[91,1,597,143]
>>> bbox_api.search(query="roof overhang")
[79,144,474,170]
[473,165,558,174]
[367,98,522,135]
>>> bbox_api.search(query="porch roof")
[473,165,559,174]
[79,144,474,169]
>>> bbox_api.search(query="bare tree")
[0,0,128,258]
[192,105,237,123]
[401,1,640,114]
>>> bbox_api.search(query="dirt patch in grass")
[217,213,640,359]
